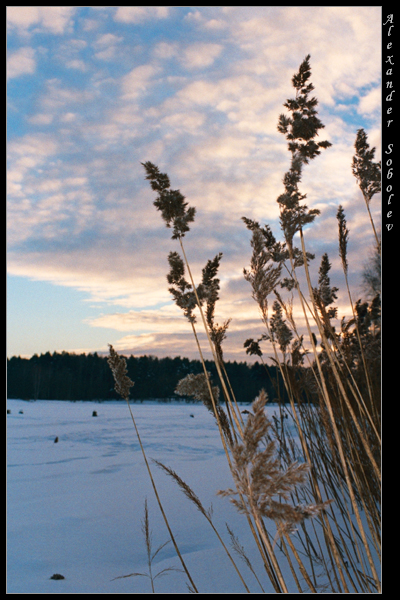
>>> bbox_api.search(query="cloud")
[161,111,205,134]
[7,47,35,79]
[93,32,123,61]
[7,6,381,361]
[153,42,179,60]
[94,33,123,49]
[7,6,75,35]
[180,43,223,70]
[7,6,41,31]
[88,305,186,333]
[114,6,169,24]
[358,87,381,116]
[40,79,94,111]
[65,59,87,71]
[121,64,160,100]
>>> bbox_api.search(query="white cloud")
[358,87,381,116]
[195,134,256,161]
[7,6,75,35]
[7,47,35,79]
[8,133,58,160]
[153,42,179,60]
[94,33,123,48]
[39,7,75,34]
[60,112,77,123]
[114,6,169,24]
[180,43,223,70]
[204,18,227,30]
[161,111,205,133]
[41,79,94,111]
[95,47,117,61]
[28,113,53,125]
[152,41,223,69]
[88,306,186,333]
[7,6,40,31]
[121,64,160,100]
[93,33,123,61]
[65,59,87,71]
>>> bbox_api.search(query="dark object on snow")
[92,410,98,417]
[19,410,24,414]
[7,409,11,414]
[54,436,59,443]
[50,573,65,580]
[241,409,251,414]
[190,414,194,418]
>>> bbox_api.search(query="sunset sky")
[7,6,381,362]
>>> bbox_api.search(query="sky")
[7,6,381,363]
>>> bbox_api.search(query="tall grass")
[108,54,380,593]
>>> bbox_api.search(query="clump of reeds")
[110,53,380,594]
[238,55,381,592]
[217,390,332,538]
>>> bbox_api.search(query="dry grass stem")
[111,498,183,593]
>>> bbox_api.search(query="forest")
[6,351,289,404]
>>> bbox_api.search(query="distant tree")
[7,351,284,403]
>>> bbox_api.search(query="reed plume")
[217,390,332,538]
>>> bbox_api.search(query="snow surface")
[7,398,291,594]
[7,398,379,594]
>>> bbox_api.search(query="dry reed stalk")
[178,238,244,440]
[295,404,380,593]
[298,229,380,481]
[112,498,183,592]
[185,298,286,591]
[173,234,289,592]
[244,291,352,590]
[173,371,286,593]
[336,205,380,431]
[269,254,354,592]
[152,459,251,593]
[351,128,381,253]
[253,317,351,591]
[107,345,199,594]
[282,533,317,593]
[218,391,333,593]
[143,160,295,591]
[310,278,380,447]
[296,232,381,591]
[141,55,381,592]
[225,523,266,593]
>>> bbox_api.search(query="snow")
[7,398,379,594]
[7,399,287,594]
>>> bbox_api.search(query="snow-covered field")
[7,398,289,594]
[7,398,381,594]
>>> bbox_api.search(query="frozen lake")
[6,398,380,593]
[7,398,284,594]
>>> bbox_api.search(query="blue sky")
[7,6,381,361]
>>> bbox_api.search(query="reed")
[109,54,380,593]
[111,498,183,593]
[107,345,198,593]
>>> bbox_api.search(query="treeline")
[6,351,292,404]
